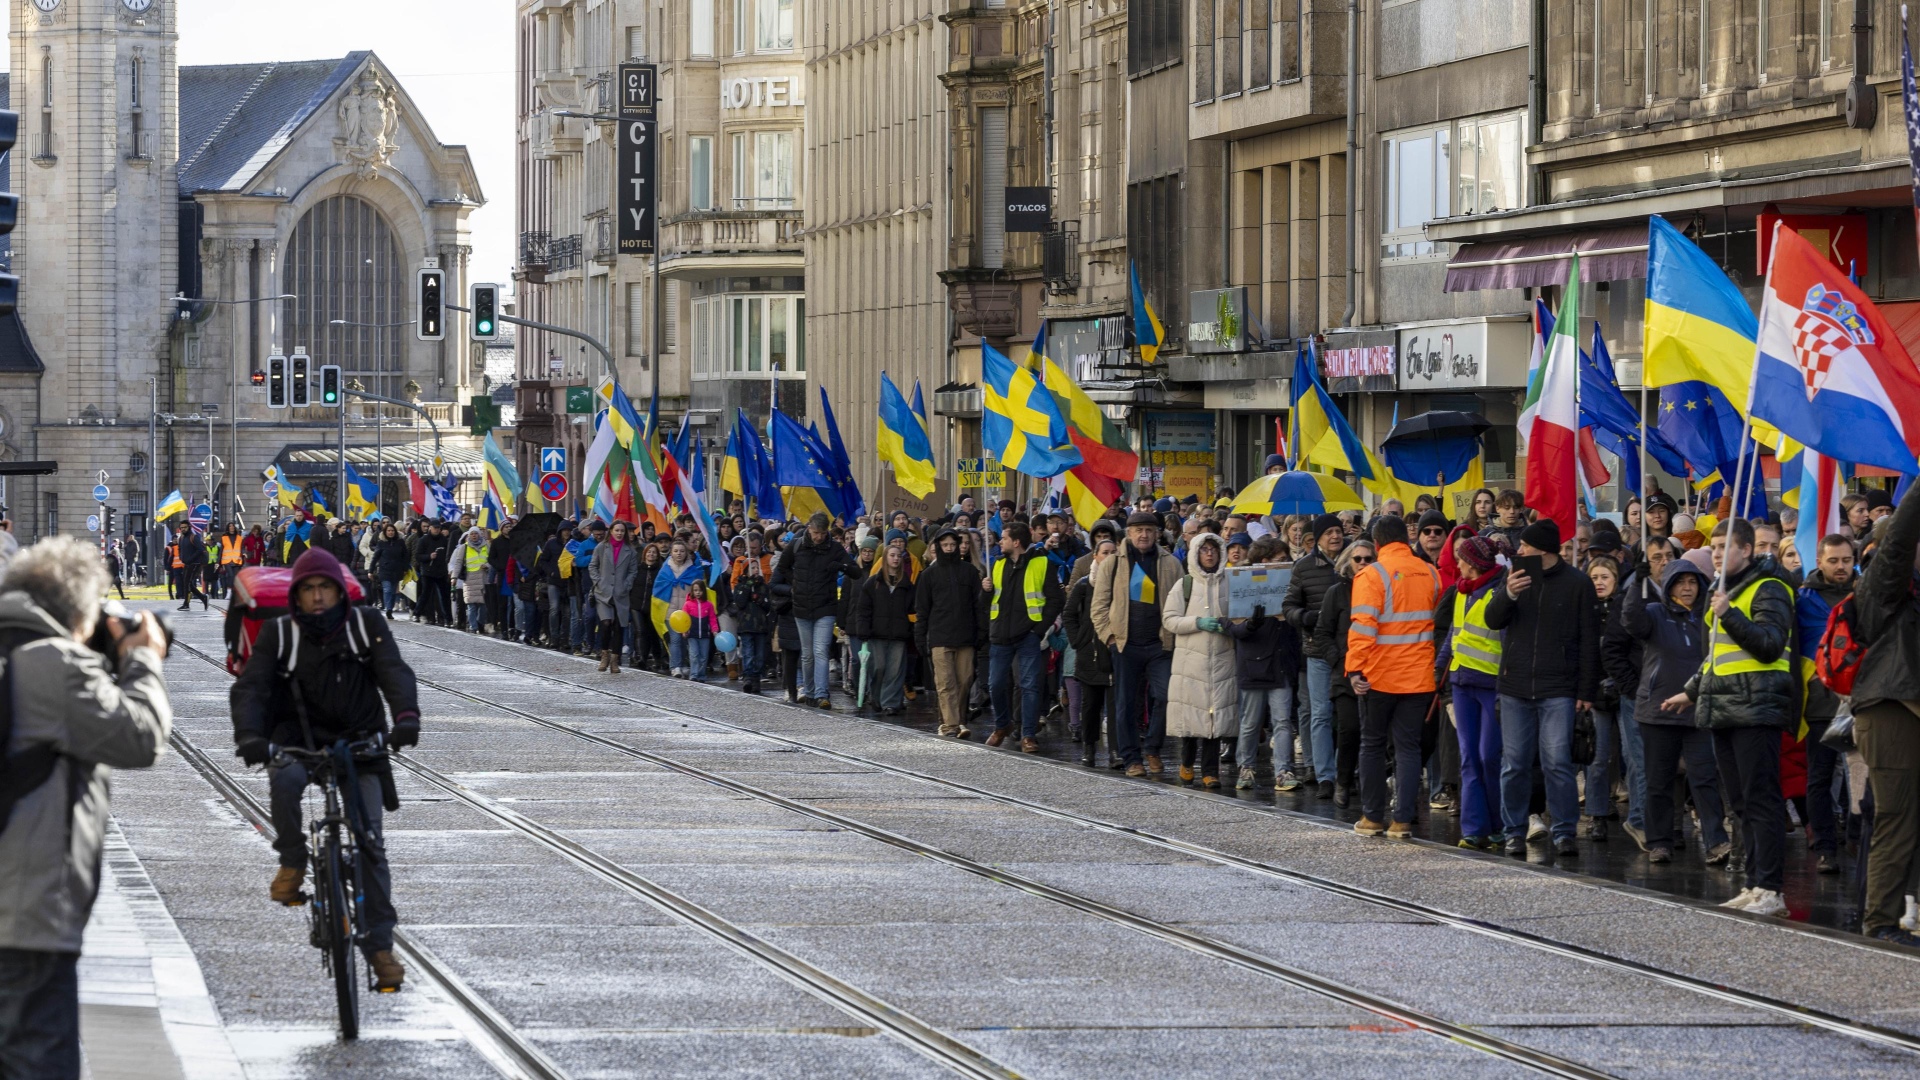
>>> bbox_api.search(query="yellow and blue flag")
[729,408,784,521]
[1130,261,1163,364]
[343,462,379,521]
[1289,344,1374,480]
[481,431,520,519]
[877,371,937,498]
[154,489,188,521]
[307,485,330,516]
[1644,215,1760,406]
[982,340,1082,479]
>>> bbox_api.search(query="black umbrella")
[500,512,563,566]
[1382,411,1493,489]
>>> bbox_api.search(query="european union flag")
[1579,325,1689,492]
[770,406,845,520]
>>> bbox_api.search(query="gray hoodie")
[0,593,170,952]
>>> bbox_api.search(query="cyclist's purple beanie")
[289,546,349,595]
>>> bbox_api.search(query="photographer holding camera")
[0,537,171,1080]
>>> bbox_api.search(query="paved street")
[83,604,1920,1079]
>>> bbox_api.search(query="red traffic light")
[250,369,267,387]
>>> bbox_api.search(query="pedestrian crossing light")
[470,282,499,340]
[289,351,311,408]
[266,354,288,409]
[417,267,444,342]
[319,364,342,408]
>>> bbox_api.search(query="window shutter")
[980,107,1007,270]
[664,280,680,351]
[626,281,647,355]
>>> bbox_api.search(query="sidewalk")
[78,821,243,1080]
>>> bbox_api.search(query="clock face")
[123,0,154,10]
[31,0,60,13]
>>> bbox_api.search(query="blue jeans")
[516,598,539,639]
[669,631,689,672]
[1306,657,1337,782]
[686,635,714,681]
[866,639,906,709]
[269,760,395,954]
[739,632,770,683]
[467,600,485,632]
[569,595,590,648]
[1499,695,1579,843]
[1237,687,1294,773]
[1586,708,1645,830]
[380,578,399,615]
[989,631,1047,738]
[0,948,79,1080]
[546,585,568,647]
[1110,641,1170,765]
[1451,684,1502,838]
[794,616,835,700]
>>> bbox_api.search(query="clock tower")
[9,0,178,524]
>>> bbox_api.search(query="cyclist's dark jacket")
[230,606,419,749]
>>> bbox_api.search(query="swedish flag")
[982,341,1082,479]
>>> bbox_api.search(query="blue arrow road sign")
[541,446,567,474]
[92,484,110,503]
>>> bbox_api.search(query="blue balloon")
[714,631,738,653]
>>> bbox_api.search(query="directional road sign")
[538,472,569,502]
[86,515,99,533]
[541,446,567,474]
[92,484,110,503]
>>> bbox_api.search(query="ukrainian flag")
[264,466,301,509]
[877,371,937,498]
[1289,345,1375,480]
[982,341,1082,479]
[343,462,379,521]
[650,557,707,638]
[481,431,520,519]
[155,489,188,521]
[1130,261,1164,365]
[1643,215,1760,409]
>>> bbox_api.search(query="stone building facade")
[2,0,481,540]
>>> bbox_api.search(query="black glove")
[236,736,270,767]
[1251,604,1266,620]
[1301,610,1319,628]
[389,715,421,750]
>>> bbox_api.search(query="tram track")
[390,624,1920,1061]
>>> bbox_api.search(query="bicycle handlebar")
[270,734,386,765]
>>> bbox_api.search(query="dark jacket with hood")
[1484,556,1601,702]
[915,530,989,652]
[854,570,916,642]
[231,604,419,748]
[1621,560,1711,726]
[1228,604,1302,691]
[774,533,861,621]
[372,535,411,582]
[1851,488,1920,714]
[414,530,450,579]
[1682,554,1798,731]
[1601,570,1649,704]
[1062,571,1111,686]
[1281,547,1342,659]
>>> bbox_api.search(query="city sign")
[538,472,570,502]
[540,446,567,474]
[617,64,659,256]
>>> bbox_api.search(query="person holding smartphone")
[1484,518,1600,859]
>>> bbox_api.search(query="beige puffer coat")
[1163,534,1237,739]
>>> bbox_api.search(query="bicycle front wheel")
[325,828,361,1040]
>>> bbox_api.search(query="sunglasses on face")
[1351,554,1376,565]
[1420,527,1446,536]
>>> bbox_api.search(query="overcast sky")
[10,0,519,289]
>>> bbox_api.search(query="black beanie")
[1518,518,1562,552]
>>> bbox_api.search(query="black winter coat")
[321,529,356,570]
[854,574,916,641]
[1484,559,1601,702]
[230,607,420,748]
[1853,488,1920,713]
[414,533,450,579]
[372,537,411,582]
[1281,548,1342,659]
[1682,556,1798,731]
[1062,577,1111,686]
[728,573,776,634]
[988,548,1066,645]
[774,536,861,621]
[1320,578,1356,699]
[1621,560,1711,727]
[1229,612,1302,691]
[915,548,988,652]
[1601,571,1649,704]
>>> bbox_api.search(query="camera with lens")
[88,602,175,656]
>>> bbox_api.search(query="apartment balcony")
[668,212,804,255]
[519,231,551,284]
[548,234,583,273]
[1042,222,1080,294]
[528,108,584,160]
[1187,2,1346,142]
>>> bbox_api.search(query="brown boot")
[727,661,740,681]
[270,866,305,905]
[608,650,621,674]
[597,649,611,672]
[370,950,404,991]
[1145,754,1163,778]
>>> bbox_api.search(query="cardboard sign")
[881,473,949,520]
[1226,563,1292,619]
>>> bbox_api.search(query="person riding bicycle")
[230,547,420,991]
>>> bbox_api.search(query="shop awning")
[1442,226,1649,293]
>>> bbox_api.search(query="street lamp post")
[175,292,297,525]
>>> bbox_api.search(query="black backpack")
[0,625,78,834]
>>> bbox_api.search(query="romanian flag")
[877,371,938,498]
[1130,260,1163,364]
[343,462,379,521]
[1033,324,1138,482]
[481,432,520,519]
[982,340,1082,479]
[1644,215,1763,414]
[155,489,188,521]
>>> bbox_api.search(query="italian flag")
[1523,252,1581,538]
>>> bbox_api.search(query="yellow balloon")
[668,609,692,634]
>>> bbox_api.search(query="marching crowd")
[140,460,1920,947]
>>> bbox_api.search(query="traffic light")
[417,267,444,341]
[250,369,266,388]
[319,364,342,408]
[0,110,19,317]
[470,282,499,340]
[289,351,311,407]
[266,355,287,409]
[101,506,115,537]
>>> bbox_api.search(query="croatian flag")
[1752,224,1920,475]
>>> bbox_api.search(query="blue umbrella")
[1382,411,1490,489]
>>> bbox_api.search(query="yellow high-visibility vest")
[1448,588,1502,676]
[991,555,1048,622]
[1707,576,1791,677]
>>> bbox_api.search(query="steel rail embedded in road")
[403,665,1621,1080]
[172,640,1023,1080]
[392,625,1920,1060]
[164,726,573,1080]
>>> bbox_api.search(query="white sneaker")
[1742,889,1787,917]
[1901,895,1918,932]
[1720,887,1760,910]
[1527,813,1550,841]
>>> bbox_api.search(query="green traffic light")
[478,319,493,334]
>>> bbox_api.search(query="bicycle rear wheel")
[324,828,361,1040]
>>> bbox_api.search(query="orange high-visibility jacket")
[1346,540,1439,694]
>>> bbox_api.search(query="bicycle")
[271,734,387,1040]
